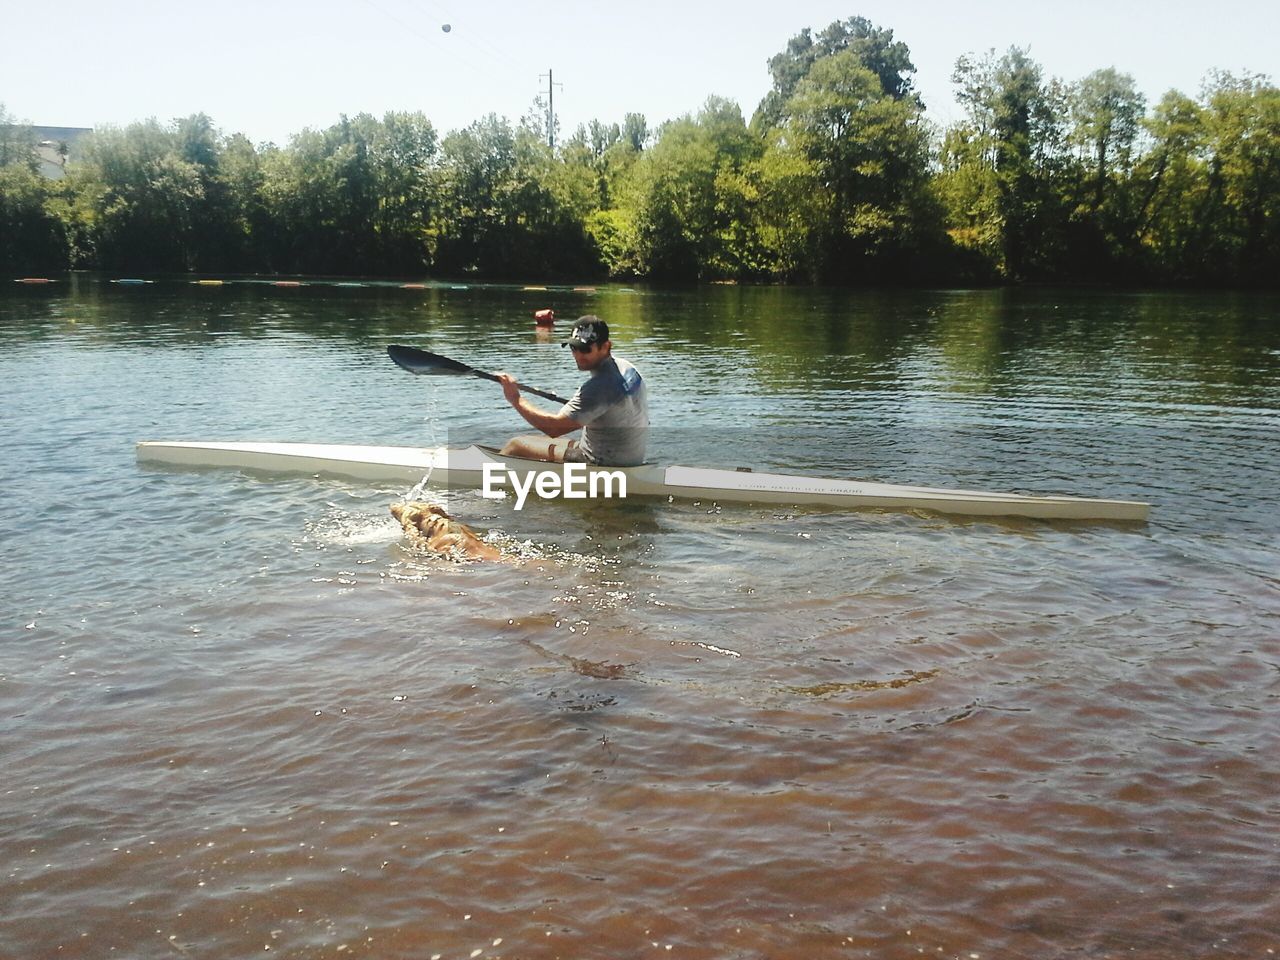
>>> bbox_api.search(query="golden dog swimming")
[389,502,503,561]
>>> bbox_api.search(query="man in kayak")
[497,316,648,466]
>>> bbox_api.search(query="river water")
[2,278,1277,959]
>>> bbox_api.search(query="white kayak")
[135,440,1150,522]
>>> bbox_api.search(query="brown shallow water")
[2,281,1278,958]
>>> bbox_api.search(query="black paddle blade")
[387,344,474,376]
[387,344,570,404]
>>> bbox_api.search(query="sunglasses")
[569,341,596,353]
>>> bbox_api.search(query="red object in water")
[18,278,53,284]
[534,308,555,326]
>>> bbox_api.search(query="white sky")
[3,0,1277,144]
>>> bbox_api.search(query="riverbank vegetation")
[3,18,1278,286]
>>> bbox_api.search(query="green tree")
[0,165,68,271]
[566,113,647,209]
[0,102,67,270]
[1069,68,1145,214]
[0,102,38,170]
[945,47,1070,279]
[1133,74,1280,284]
[367,111,439,273]
[431,113,520,274]
[1059,68,1147,274]
[80,119,205,271]
[621,113,649,151]
[1200,72,1280,280]
[583,114,650,273]
[70,114,273,273]
[512,122,601,277]
[759,51,932,281]
[217,132,272,270]
[1132,90,1206,278]
[932,124,1004,272]
[260,112,436,274]
[752,17,917,132]
[432,113,600,278]
[175,113,244,270]
[619,97,766,280]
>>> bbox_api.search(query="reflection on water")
[783,668,939,698]
[1,279,1278,958]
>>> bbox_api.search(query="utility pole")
[540,68,562,149]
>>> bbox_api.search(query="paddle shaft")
[464,367,570,405]
[387,345,569,404]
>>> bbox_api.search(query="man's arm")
[499,374,582,438]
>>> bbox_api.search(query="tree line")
[3,18,1278,286]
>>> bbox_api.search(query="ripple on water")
[4,287,1280,957]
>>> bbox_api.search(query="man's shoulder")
[611,355,643,394]
[579,354,643,406]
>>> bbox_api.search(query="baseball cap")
[562,316,609,348]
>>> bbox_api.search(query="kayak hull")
[135,440,1150,522]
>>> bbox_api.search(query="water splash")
[404,461,437,504]
[301,507,400,547]
[404,382,444,503]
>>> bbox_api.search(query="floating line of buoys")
[15,278,53,284]
[61,277,620,292]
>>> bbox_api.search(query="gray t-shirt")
[559,355,648,466]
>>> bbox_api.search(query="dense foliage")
[3,19,1278,286]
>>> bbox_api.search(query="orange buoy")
[17,278,53,284]
[534,308,555,326]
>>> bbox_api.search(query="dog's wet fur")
[390,501,503,561]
